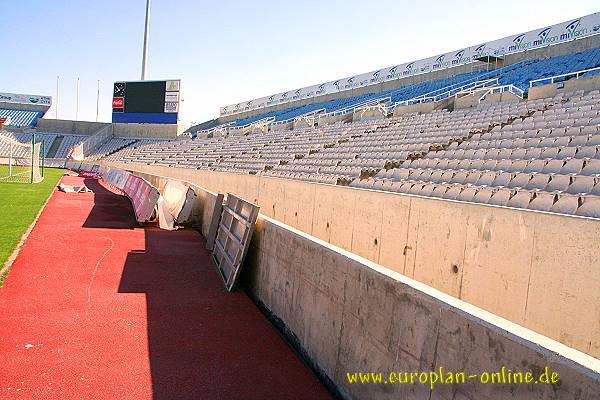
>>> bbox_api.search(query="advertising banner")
[220,12,600,117]
[0,92,52,107]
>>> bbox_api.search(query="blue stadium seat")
[0,108,43,127]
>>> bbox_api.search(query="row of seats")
[348,178,600,218]
[376,167,600,192]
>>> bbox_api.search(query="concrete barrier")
[455,89,521,109]
[36,118,187,139]
[37,119,109,136]
[104,162,600,359]
[393,101,437,116]
[528,75,600,100]
[246,215,600,399]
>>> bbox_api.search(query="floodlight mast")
[141,0,151,80]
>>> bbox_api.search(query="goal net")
[0,132,44,184]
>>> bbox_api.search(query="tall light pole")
[141,0,151,80]
[75,77,80,121]
[56,75,60,120]
[96,79,100,122]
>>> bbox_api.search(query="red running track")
[0,175,332,400]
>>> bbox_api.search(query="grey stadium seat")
[507,190,534,208]
[570,136,589,147]
[511,160,529,172]
[469,160,485,170]
[463,171,483,185]
[588,136,600,146]
[496,159,514,172]
[457,159,472,169]
[408,183,427,195]
[439,170,456,183]
[456,187,478,202]
[581,159,600,175]
[488,188,513,206]
[492,172,514,187]
[528,192,557,212]
[540,147,560,159]
[567,176,597,195]
[451,171,469,184]
[576,146,597,159]
[481,159,498,171]
[472,187,494,204]
[443,185,465,200]
[507,173,533,188]
[524,148,542,159]
[389,181,406,193]
[429,170,444,183]
[556,147,577,159]
[575,196,600,218]
[542,160,565,174]
[545,175,571,192]
[524,159,547,173]
[420,183,437,197]
[561,159,584,174]
[550,194,581,215]
[393,168,410,180]
[430,184,450,198]
[476,171,498,186]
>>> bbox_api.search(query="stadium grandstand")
[1,4,600,400]
[0,108,44,127]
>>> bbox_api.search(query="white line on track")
[87,237,114,304]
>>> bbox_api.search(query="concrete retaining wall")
[120,167,600,399]
[393,102,437,116]
[529,75,600,100]
[112,123,187,138]
[247,215,600,400]
[108,162,600,359]
[37,119,109,136]
[36,118,187,139]
[455,90,522,109]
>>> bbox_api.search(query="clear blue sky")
[0,1,598,125]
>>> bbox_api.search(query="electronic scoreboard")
[112,79,180,124]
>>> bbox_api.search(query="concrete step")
[46,135,63,158]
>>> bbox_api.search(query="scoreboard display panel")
[112,79,180,124]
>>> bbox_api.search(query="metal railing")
[391,78,498,110]
[227,116,276,134]
[72,124,113,160]
[272,108,326,127]
[529,66,600,88]
[478,84,525,102]
[324,96,392,119]
[352,97,393,118]
[198,121,236,135]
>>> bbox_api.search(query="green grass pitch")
[0,167,64,286]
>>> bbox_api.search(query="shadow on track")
[117,226,332,400]
[82,179,138,229]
